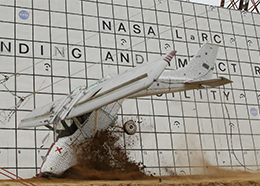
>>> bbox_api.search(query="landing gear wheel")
[123,120,137,135]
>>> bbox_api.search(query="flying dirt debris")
[61,130,148,180]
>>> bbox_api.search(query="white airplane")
[19,43,232,177]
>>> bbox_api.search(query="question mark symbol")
[209,5,215,11]
[44,63,51,71]
[229,123,235,128]
[239,93,245,99]
[248,40,253,46]
[174,121,180,128]
[230,38,236,44]
[121,39,127,46]
[164,43,171,50]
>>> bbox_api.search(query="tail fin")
[163,50,177,65]
[162,43,219,81]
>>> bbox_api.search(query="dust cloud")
[2,130,260,185]
[31,130,260,185]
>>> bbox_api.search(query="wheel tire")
[123,120,137,135]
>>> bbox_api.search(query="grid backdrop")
[0,0,260,178]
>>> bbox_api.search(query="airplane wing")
[19,51,177,127]
[66,51,177,119]
[19,96,71,128]
[185,77,233,88]
[19,101,55,128]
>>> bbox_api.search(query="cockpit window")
[65,119,73,127]
[57,120,77,138]
[57,112,92,138]
[76,112,92,126]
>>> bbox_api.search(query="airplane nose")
[38,171,52,178]
[39,137,78,176]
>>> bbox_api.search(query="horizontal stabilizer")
[185,77,232,88]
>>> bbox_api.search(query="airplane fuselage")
[20,43,232,177]
[39,100,123,176]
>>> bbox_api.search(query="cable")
[2,1,218,88]
[0,74,25,124]
[0,1,161,84]
[223,89,260,172]
[0,1,231,121]
[1,74,23,100]
[71,85,86,93]
[22,2,218,99]
[0,98,24,125]
[3,1,164,100]
[99,108,118,125]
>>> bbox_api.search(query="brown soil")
[61,130,148,180]
[2,172,260,186]
[1,130,260,185]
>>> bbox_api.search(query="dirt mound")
[61,130,149,180]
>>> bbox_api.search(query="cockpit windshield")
[57,112,92,138]
[57,119,77,138]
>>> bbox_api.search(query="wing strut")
[94,110,98,135]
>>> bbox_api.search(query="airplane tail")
[161,43,219,81]
[130,43,232,98]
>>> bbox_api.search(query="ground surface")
[2,131,259,185]
[1,172,260,186]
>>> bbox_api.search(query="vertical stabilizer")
[163,50,177,65]
[161,43,219,81]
